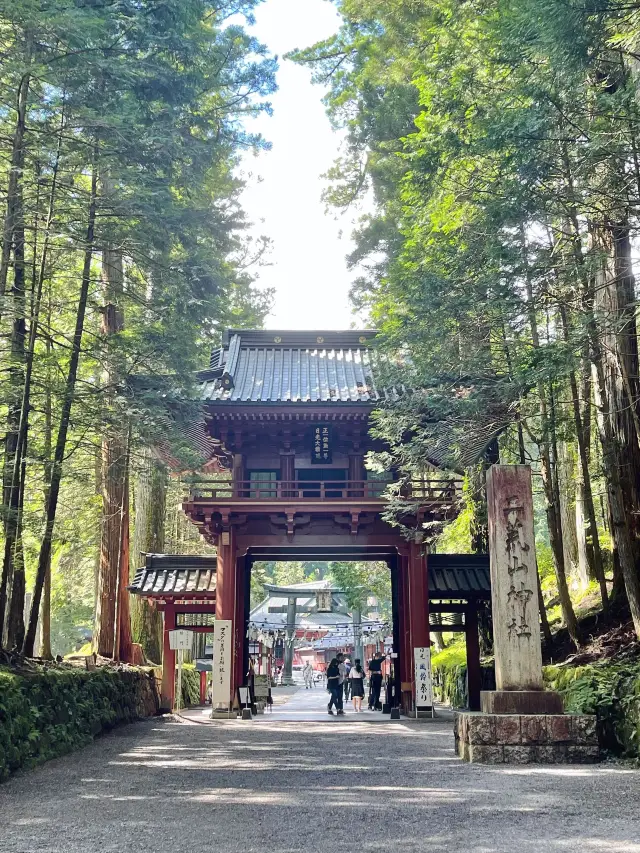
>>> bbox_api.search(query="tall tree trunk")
[0,54,31,304]
[557,442,579,583]
[23,151,99,657]
[2,156,28,648]
[521,229,581,647]
[558,150,638,630]
[40,282,54,659]
[558,304,607,603]
[94,226,132,660]
[591,220,640,552]
[131,449,167,664]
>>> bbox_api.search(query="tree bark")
[0,52,31,304]
[2,141,28,648]
[591,220,640,554]
[23,151,99,657]
[130,451,166,664]
[521,229,581,647]
[94,234,132,659]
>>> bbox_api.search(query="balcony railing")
[186,478,463,504]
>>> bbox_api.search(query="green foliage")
[431,641,496,708]
[432,642,469,708]
[327,561,391,619]
[179,664,201,708]
[544,661,640,759]
[0,0,276,654]
[294,0,640,638]
[0,666,159,781]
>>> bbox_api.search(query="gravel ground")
[1,714,640,853]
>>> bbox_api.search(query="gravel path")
[1,714,639,853]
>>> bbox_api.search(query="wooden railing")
[186,478,463,503]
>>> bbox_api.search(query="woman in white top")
[348,658,365,711]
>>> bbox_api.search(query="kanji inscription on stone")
[487,465,543,691]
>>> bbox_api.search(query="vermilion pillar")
[404,541,431,715]
[397,552,412,712]
[234,554,247,693]
[161,604,176,710]
[216,526,237,708]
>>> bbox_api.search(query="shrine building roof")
[199,329,383,405]
[128,553,490,601]
[128,554,217,597]
[427,554,490,600]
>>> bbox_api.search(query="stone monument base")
[455,711,599,764]
[481,689,564,715]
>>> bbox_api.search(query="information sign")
[169,629,193,651]
[254,674,270,699]
[211,619,232,708]
[414,646,434,711]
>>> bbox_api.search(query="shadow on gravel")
[1,717,640,853]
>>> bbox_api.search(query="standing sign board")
[168,630,193,712]
[414,647,434,714]
[211,619,232,709]
[169,629,193,650]
[253,673,270,699]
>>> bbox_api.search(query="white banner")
[414,646,433,708]
[212,619,233,707]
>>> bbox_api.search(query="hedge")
[0,665,159,781]
[431,644,495,707]
[179,664,201,707]
[432,643,640,759]
[544,660,640,759]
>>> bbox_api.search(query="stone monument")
[455,465,599,764]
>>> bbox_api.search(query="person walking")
[326,658,344,715]
[349,658,365,712]
[367,651,384,710]
[343,658,352,701]
[302,661,314,689]
[337,652,347,704]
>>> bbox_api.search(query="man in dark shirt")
[367,652,384,710]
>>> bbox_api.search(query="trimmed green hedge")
[431,643,495,708]
[0,666,159,781]
[544,661,640,759]
[180,664,201,707]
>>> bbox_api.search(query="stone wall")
[455,711,599,764]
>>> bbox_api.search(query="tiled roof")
[199,329,383,404]
[129,555,217,596]
[427,554,491,599]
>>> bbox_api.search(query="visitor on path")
[337,652,347,702]
[368,652,384,710]
[303,661,314,689]
[343,658,352,700]
[327,658,344,715]
[349,658,365,711]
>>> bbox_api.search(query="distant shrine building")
[130,330,491,715]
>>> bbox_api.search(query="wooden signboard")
[312,424,332,464]
[169,629,193,651]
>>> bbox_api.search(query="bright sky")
[239,0,363,330]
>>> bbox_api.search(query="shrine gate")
[130,329,491,715]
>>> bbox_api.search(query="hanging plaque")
[316,589,332,612]
[312,424,332,464]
